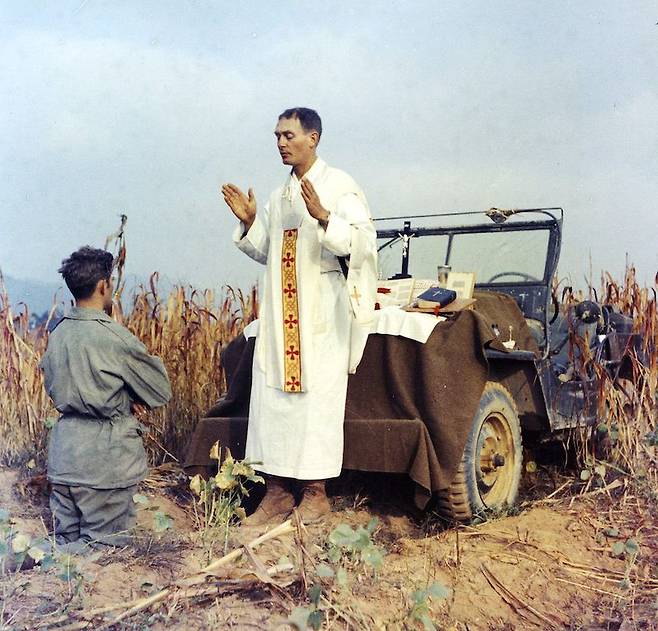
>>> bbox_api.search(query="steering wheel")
[486,271,540,283]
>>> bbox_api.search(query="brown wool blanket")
[183,291,538,508]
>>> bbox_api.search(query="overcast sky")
[1,1,656,293]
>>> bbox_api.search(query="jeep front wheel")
[436,382,523,524]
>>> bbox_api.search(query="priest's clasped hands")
[222,179,330,231]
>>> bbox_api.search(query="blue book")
[416,287,457,308]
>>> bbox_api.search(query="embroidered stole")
[281,228,302,392]
[278,173,312,392]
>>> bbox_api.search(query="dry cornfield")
[596,268,658,488]
[556,266,658,490]
[1,266,657,470]
[0,271,258,466]
[1,264,655,486]
[0,273,55,464]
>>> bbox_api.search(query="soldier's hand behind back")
[131,401,148,418]
[222,184,257,230]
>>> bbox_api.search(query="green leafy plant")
[610,537,641,590]
[579,458,608,487]
[287,520,386,629]
[132,493,175,535]
[189,441,263,559]
[0,508,50,575]
[596,421,620,444]
[325,518,385,581]
[287,584,324,630]
[404,582,451,630]
[0,507,86,599]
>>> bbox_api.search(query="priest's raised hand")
[301,178,330,230]
[222,183,257,231]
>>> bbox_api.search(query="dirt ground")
[0,465,656,631]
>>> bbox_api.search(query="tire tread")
[435,382,522,524]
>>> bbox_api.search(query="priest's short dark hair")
[58,246,114,299]
[279,107,322,138]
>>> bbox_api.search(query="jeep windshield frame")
[375,207,563,353]
[375,208,562,283]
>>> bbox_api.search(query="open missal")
[376,278,436,308]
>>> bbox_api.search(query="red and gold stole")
[281,228,302,392]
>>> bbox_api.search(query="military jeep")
[375,207,640,522]
[184,208,641,525]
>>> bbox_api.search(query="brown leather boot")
[297,480,331,524]
[242,475,295,527]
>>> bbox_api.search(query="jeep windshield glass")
[377,228,550,283]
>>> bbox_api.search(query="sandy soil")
[0,466,656,631]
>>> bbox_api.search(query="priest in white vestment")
[221,107,377,525]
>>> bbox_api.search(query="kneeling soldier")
[40,246,172,553]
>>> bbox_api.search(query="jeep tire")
[436,382,523,524]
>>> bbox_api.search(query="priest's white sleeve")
[232,202,271,265]
[317,193,374,257]
[315,191,378,374]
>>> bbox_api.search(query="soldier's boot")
[297,480,331,524]
[242,475,295,527]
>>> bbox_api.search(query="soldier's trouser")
[50,484,137,548]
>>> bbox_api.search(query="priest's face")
[274,116,318,170]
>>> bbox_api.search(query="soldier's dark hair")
[279,107,322,138]
[58,246,114,300]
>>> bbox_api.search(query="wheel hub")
[480,453,506,473]
[475,413,516,506]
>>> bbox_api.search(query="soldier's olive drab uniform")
[40,307,171,547]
